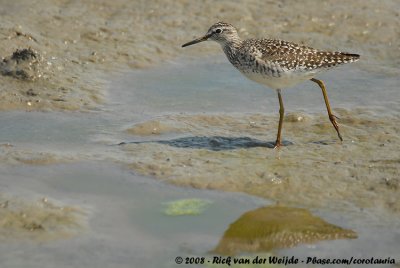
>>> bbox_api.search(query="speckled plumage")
[203,23,360,89]
[236,39,358,72]
[182,22,360,147]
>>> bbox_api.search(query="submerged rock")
[213,206,357,255]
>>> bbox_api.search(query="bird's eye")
[215,29,222,34]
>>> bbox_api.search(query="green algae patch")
[163,198,212,216]
[213,206,357,255]
[0,196,86,241]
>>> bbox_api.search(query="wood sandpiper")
[182,22,360,148]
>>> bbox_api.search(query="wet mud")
[121,109,400,214]
[0,196,85,241]
[0,0,399,111]
[0,0,399,264]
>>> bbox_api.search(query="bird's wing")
[248,39,359,71]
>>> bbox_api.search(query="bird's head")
[182,22,239,48]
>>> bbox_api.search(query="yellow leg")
[274,89,284,149]
[311,78,343,141]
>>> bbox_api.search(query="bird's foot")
[329,114,343,141]
[273,140,282,149]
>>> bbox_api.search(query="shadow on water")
[118,136,293,150]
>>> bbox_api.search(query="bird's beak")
[182,33,211,47]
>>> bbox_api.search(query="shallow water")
[1,161,398,268]
[1,55,399,267]
[115,57,399,266]
[113,57,400,116]
[0,162,269,268]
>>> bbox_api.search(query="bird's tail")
[318,51,360,69]
[339,53,360,63]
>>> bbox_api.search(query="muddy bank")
[0,143,75,165]
[120,109,400,214]
[0,0,399,111]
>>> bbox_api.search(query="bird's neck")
[221,38,242,65]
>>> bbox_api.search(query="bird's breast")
[237,66,317,90]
